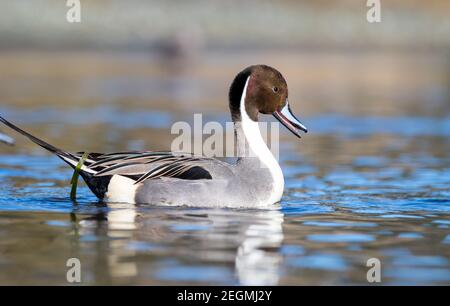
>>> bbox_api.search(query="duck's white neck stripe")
[239,76,284,204]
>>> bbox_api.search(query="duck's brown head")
[229,65,307,138]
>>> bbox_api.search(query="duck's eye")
[272,86,279,93]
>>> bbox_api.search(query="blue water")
[0,109,449,285]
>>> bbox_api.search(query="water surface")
[0,51,449,285]
[1,108,449,285]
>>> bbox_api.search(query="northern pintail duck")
[0,65,307,207]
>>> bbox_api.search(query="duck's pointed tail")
[0,115,94,173]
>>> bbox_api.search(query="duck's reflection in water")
[74,203,139,281]
[72,203,284,285]
[234,208,284,285]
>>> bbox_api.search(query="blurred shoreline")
[0,48,448,118]
[1,1,450,51]
[0,0,448,118]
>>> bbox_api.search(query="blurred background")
[1,0,449,135]
[0,0,450,285]
[1,0,450,165]
[0,0,449,156]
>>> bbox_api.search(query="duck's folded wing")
[80,151,223,184]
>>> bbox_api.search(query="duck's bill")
[273,101,308,138]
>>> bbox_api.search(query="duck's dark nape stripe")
[229,66,253,122]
